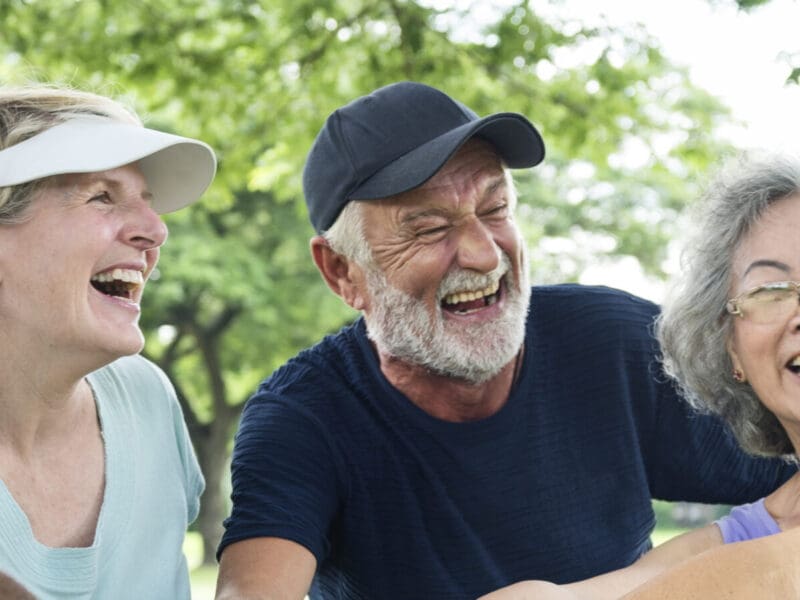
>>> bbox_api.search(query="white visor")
[0,115,217,213]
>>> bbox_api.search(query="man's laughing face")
[357,139,530,384]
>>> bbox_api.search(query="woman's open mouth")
[90,268,143,302]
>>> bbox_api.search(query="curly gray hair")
[656,154,800,459]
[0,85,139,224]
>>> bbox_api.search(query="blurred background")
[2,0,798,596]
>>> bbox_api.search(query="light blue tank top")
[0,355,204,599]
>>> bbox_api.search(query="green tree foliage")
[0,0,739,562]
[733,0,773,8]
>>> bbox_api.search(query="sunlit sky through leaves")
[559,0,800,300]
[551,0,800,155]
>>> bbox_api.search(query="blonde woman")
[0,86,215,599]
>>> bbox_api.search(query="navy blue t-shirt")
[220,284,792,599]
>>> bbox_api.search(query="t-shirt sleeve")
[715,498,781,543]
[217,392,343,564]
[171,394,205,524]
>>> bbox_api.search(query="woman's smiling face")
[728,193,800,448]
[0,162,167,365]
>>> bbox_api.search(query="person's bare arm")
[564,524,722,599]
[0,572,35,600]
[621,527,800,599]
[479,524,722,600]
[215,537,317,600]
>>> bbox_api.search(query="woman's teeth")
[91,269,143,284]
[90,268,143,298]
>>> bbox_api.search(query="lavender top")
[715,498,781,543]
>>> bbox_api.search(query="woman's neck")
[0,361,96,458]
[765,470,800,531]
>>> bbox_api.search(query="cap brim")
[0,116,216,213]
[349,113,544,201]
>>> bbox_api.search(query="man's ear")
[310,236,368,311]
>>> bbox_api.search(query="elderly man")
[215,82,792,599]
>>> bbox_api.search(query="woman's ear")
[727,337,747,383]
[310,236,368,311]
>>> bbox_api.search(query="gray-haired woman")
[483,154,800,599]
[0,85,215,599]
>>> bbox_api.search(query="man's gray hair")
[656,153,800,459]
[323,200,373,265]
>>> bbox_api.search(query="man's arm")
[215,537,317,600]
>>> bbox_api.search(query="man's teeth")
[442,280,500,305]
[789,355,800,368]
[91,269,144,285]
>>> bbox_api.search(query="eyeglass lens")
[740,284,800,323]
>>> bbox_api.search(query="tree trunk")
[193,410,239,565]
[151,305,245,566]
[187,307,243,565]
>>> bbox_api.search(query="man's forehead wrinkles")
[429,173,506,203]
[389,169,507,221]
[400,207,448,224]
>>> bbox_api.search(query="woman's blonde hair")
[0,85,140,223]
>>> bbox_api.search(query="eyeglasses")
[726,281,800,324]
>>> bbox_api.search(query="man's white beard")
[363,252,530,384]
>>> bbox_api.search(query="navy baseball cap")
[302,81,545,233]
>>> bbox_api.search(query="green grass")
[650,499,700,547]
[185,532,217,600]
[190,564,218,600]
[651,526,690,547]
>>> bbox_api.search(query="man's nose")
[454,217,500,273]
